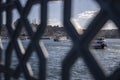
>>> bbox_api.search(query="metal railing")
[0,0,120,80]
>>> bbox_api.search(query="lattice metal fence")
[0,0,120,80]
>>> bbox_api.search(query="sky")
[3,0,117,29]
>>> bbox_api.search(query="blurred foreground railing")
[0,0,120,80]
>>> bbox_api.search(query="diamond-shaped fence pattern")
[0,0,120,80]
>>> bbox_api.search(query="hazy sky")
[12,0,99,24]
[3,0,117,29]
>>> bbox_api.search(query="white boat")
[53,36,67,42]
[91,37,107,49]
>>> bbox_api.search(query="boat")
[53,38,59,42]
[53,36,67,42]
[91,37,107,49]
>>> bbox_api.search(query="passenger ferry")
[91,37,107,49]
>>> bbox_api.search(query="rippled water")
[1,39,120,80]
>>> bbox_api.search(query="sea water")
[1,39,120,80]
